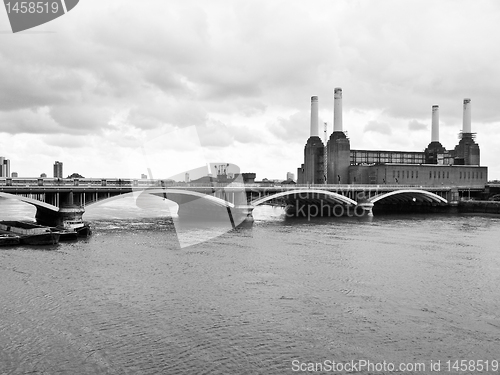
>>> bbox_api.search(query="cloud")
[195,117,264,148]
[267,111,309,142]
[408,120,427,131]
[42,134,87,149]
[0,107,62,134]
[364,120,392,136]
[195,119,234,148]
[1,0,500,178]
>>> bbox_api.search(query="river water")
[1,197,500,374]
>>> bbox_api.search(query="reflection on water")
[1,197,500,374]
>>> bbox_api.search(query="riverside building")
[297,89,487,190]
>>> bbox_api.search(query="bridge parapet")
[0,178,484,191]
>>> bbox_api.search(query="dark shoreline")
[457,200,500,214]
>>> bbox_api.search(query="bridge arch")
[85,188,236,209]
[0,192,59,211]
[251,189,357,207]
[367,190,448,205]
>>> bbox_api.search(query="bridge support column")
[35,205,85,228]
[357,202,374,216]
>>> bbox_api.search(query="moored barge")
[0,233,20,246]
[0,221,60,245]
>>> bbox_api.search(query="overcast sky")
[1,0,499,180]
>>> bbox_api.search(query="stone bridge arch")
[367,190,448,205]
[251,189,357,207]
[84,188,236,209]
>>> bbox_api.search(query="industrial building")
[297,89,487,189]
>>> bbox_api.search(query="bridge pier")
[357,202,374,216]
[35,191,86,227]
[35,205,85,228]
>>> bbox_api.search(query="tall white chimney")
[310,96,319,137]
[333,87,343,132]
[431,105,439,142]
[463,98,472,134]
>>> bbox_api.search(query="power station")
[297,89,487,190]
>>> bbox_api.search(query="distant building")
[11,172,18,178]
[286,172,295,181]
[141,174,148,179]
[185,172,190,183]
[53,161,63,178]
[40,173,47,178]
[0,157,10,177]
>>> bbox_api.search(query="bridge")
[0,177,474,227]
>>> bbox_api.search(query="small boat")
[50,228,78,241]
[76,224,92,237]
[60,219,92,237]
[0,233,20,246]
[0,221,59,245]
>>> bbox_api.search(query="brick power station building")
[297,89,487,190]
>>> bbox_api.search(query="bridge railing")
[0,178,484,191]
[0,178,164,188]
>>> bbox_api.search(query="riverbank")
[458,200,500,214]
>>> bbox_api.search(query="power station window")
[460,172,462,179]
[416,171,418,179]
